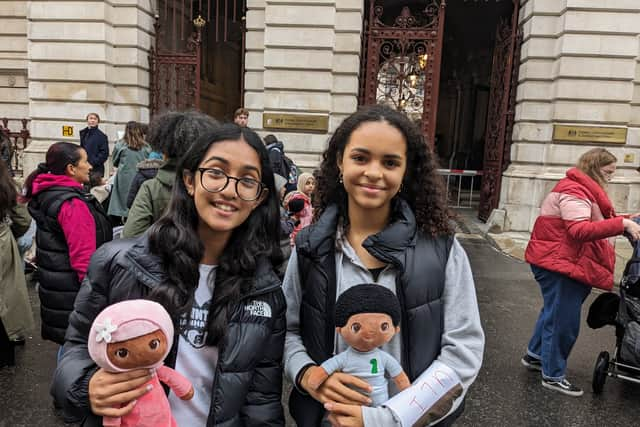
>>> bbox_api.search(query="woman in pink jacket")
[23,142,112,345]
[523,148,640,397]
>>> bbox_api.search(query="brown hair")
[576,148,617,188]
[234,108,249,118]
[123,121,146,150]
[86,112,100,122]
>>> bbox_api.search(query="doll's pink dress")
[103,365,192,427]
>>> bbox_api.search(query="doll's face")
[336,313,399,352]
[107,330,168,370]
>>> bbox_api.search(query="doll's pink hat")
[88,299,174,372]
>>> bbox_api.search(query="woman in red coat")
[523,148,640,397]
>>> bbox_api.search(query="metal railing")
[1,118,31,176]
[437,168,482,209]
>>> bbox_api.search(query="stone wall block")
[566,0,640,10]
[553,79,633,102]
[516,80,553,102]
[29,42,109,63]
[559,34,638,57]
[331,53,359,74]
[2,36,27,52]
[512,122,553,142]
[245,51,265,71]
[246,9,266,30]
[515,101,553,121]
[264,69,332,91]
[266,5,334,27]
[28,62,108,82]
[244,91,265,110]
[29,21,113,43]
[28,1,107,21]
[518,59,554,81]
[332,74,359,95]
[265,27,334,48]
[552,101,631,123]
[520,37,556,61]
[564,11,640,34]
[245,30,265,51]
[263,90,331,112]
[557,56,636,79]
[335,11,362,32]
[0,1,27,16]
[331,94,357,114]
[244,71,264,91]
[335,33,361,53]
[626,127,640,146]
[29,81,109,102]
[264,48,332,70]
[511,142,546,164]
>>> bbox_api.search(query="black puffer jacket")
[52,236,286,426]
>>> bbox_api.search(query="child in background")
[284,172,315,246]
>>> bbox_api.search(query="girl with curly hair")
[283,105,484,427]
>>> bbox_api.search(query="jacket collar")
[565,167,615,218]
[121,234,280,296]
[297,198,417,267]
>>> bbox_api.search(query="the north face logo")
[245,300,272,318]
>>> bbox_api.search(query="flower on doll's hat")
[95,317,118,343]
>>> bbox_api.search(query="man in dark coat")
[80,113,109,177]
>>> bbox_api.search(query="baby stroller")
[587,252,640,394]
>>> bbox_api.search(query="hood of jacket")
[31,174,83,197]
[155,159,177,188]
[136,158,165,171]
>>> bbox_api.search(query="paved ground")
[2,233,640,426]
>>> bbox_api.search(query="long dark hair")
[315,105,453,236]
[0,159,17,219]
[147,124,281,345]
[22,142,84,200]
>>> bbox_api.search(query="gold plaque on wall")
[263,113,329,132]
[552,125,627,144]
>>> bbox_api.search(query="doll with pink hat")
[88,299,194,427]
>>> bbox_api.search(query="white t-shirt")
[168,264,219,426]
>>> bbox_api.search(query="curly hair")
[147,111,219,159]
[314,105,452,236]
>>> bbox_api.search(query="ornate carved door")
[478,1,521,221]
[361,1,446,148]
[150,1,204,114]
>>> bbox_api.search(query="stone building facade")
[1,0,640,231]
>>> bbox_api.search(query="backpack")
[284,156,298,185]
[268,144,298,185]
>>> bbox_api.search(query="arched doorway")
[359,0,521,220]
[150,0,246,121]
[360,0,446,148]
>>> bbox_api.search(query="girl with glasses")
[52,124,286,426]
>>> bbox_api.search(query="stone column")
[500,0,640,231]
[244,0,363,169]
[0,1,28,129]
[22,0,155,175]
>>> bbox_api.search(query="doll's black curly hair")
[314,105,453,236]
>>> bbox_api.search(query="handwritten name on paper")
[386,361,463,427]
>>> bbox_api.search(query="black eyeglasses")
[197,168,265,201]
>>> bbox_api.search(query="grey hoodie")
[283,232,484,426]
